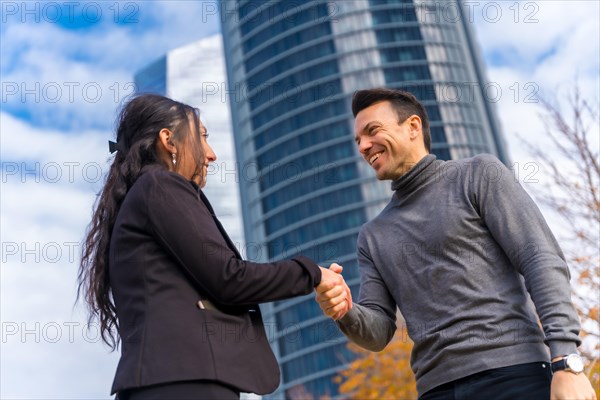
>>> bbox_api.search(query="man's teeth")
[369,152,382,165]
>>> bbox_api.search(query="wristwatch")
[551,353,584,374]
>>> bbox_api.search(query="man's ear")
[158,128,177,153]
[408,115,422,140]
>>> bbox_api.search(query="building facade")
[220,0,509,398]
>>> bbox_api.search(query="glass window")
[281,342,354,383]
[383,64,432,83]
[265,186,363,234]
[271,209,366,248]
[248,64,340,111]
[259,141,354,191]
[134,56,167,95]
[371,6,418,24]
[245,22,333,73]
[252,99,347,143]
[267,232,359,263]
[380,45,427,63]
[432,144,451,161]
[425,104,441,122]
[247,41,336,85]
[279,318,345,357]
[238,1,266,21]
[430,126,446,143]
[370,0,413,5]
[374,26,423,43]
[257,120,348,165]
[242,4,330,52]
[254,116,346,153]
[276,298,325,330]
[262,163,358,214]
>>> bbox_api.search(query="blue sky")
[1,2,220,131]
[1,1,599,398]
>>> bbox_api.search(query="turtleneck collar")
[391,154,437,192]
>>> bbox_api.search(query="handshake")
[315,263,353,321]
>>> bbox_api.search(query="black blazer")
[108,165,321,394]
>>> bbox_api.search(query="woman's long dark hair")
[78,93,203,350]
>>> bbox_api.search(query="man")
[316,88,596,399]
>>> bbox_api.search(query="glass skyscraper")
[220,0,509,398]
[134,56,167,96]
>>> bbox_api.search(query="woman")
[78,94,350,399]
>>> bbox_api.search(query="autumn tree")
[334,325,417,399]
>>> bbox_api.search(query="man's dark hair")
[352,88,431,152]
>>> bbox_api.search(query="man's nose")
[358,139,372,155]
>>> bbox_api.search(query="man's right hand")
[315,263,352,320]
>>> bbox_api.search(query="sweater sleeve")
[472,154,581,357]
[142,170,321,305]
[337,230,397,351]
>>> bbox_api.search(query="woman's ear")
[158,128,177,154]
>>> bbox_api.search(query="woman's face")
[169,116,216,188]
[197,121,216,188]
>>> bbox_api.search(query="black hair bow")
[108,140,122,154]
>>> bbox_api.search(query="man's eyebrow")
[365,121,383,132]
[363,121,383,133]
[355,121,382,142]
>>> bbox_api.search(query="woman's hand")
[315,263,353,320]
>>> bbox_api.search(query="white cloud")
[1,261,120,399]
[1,1,221,131]
[471,1,599,71]
[471,0,599,163]
[0,113,111,247]
[1,112,119,398]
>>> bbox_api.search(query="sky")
[1,1,599,398]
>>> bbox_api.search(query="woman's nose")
[206,144,217,162]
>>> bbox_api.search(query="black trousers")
[117,380,240,400]
[419,362,552,400]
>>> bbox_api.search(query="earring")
[172,153,177,166]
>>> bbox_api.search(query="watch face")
[567,354,585,373]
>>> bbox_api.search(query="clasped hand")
[315,263,352,320]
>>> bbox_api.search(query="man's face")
[354,101,423,180]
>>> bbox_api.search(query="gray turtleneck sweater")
[337,154,580,395]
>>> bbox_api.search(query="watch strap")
[551,354,584,374]
[551,357,568,373]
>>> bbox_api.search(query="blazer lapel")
[199,191,243,260]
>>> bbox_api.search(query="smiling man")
[317,88,596,399]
